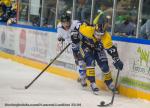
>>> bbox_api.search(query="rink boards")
[0,24,150,101]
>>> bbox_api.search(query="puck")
[100,101,105,106]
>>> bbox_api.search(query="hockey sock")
[86,67,96,83]
[103,71,113,86]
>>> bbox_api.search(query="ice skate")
[80,77,87,87]
[90,83,100,95]
[107,82,119,94]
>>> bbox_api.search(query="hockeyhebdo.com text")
[5,103,81,107]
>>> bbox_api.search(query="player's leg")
[72,43,87,87]
[95,50,116,92]
[76,60,87,87]
[80,46,99,94]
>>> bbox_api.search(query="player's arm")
[101,32,123,70]
[57,24,65,42]
[106,45,123,70]
[70,20,84,44]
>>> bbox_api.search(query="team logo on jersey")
[19,30,26,54]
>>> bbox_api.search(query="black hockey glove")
[71,30,80,44]
[107,45,123,70]
[113,58,123,70]
[58,37,65,42]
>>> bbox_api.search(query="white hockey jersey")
[57,20,81,42]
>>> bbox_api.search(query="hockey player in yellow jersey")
[71,21,123,94]
[0,0,11,19]
[0,0,12,16]
[0,0,11,7]
[0,0,16,24]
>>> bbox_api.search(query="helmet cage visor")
[94,31,104,37]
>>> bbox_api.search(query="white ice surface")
[0,58,150,108]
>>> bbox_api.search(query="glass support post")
[55,0,59,28]
[90,0,95,24]
[111,0,117,36]
[136,0,143,38]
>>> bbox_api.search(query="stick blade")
[97,102,112,107]
[10,85,26,90]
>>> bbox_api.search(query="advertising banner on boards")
[0,24,150,93]
[0,25,17,54]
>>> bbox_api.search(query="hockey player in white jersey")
[57,14,87,88]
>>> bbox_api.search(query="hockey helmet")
[94,24,105,36]
[60,14,71,22]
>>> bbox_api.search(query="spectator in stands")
[117,0,131,11]
[0,0,12,22]
[98,0,113,14]
[75,0,91,22]
[140,19,150,39]
[0,0,17,25]
[31,16,40,26]
[115,16,136,37]
[94,0,113,31]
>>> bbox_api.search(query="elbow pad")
[71,30,80,44]
[107,45,119,61]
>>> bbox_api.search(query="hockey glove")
[58,37,65,42]
[113,58,123,70]
[71,30,80,44]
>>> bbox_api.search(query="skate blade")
[77,78,81,83]
[81,85,88,91]
[93,90,100,95]
[108,89,119,94]
[113,90,119,94]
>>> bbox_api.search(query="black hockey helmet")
[60,14,71,22]
[94,24,105,36]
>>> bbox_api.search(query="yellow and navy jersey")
[0,7,3,16]
[1,0,12,7]
[0,0,12,15]
[79,22,113,49]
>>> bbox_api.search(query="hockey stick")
[24,43,71,89]
[98,69,120,107]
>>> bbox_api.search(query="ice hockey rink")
[0,58,150,108]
